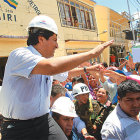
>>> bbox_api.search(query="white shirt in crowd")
[101,104,140,140]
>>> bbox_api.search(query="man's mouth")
[66,129,72,133]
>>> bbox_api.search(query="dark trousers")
[1,114,68,140]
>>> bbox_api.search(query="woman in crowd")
[92,87,115,140]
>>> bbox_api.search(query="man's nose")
[133,100,140,107]
[56,43,58,49]
[68,120,73,127]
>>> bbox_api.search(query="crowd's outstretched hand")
[88,64,104,74]
[103,70,127,84]
[83,134,97,140]
[118,60,128,70]
[128,55,135,70]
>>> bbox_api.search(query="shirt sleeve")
[101,122,124,140]
[73,117,86,133]
[53,72,68,82]
[9,48,44,79]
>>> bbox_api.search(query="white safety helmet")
[72,83,90,97]
[28,15,58,34]
[51,96,77,117]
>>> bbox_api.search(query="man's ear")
[38,36,44,43]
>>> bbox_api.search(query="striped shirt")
[101,104,140,140]
[0,46,68,120]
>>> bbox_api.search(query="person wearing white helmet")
[73,83,100,139]
[51,96,78,140]
[0,14,113,140]
[50,82,95,140]
[51,96,95,140]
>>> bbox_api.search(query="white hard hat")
[51,97,77,117]
[28,15,58,34]
[72,83,90,97]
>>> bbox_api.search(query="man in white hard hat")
[51,96,95,140]
[0,14,113,140]
[50,83,95,140]
[51,96,78,140]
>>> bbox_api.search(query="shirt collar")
[117,104,129,118]
[117,103,140,121]
[27,45,42,56]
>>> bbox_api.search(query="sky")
[95,0,140,20]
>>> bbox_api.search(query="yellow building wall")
[94,5,130,64]
[94,5,110,63]
[0,38,27,57]
[0,0,100,58]
[62,28,98,41]
[109,9,130,50]
[0,0,67,57]
[57,0,99,55]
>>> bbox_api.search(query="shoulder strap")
[89,98,97,120]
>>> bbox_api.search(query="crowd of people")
[50,54,140,140]
[0,14,139,140]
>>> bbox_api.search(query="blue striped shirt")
[101,104,140,140]
[0,46,68,120]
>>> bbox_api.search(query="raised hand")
[90,40,114,58]
[128,55,135,70]
[104,70,126,84]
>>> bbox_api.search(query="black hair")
[117,79,140,99]
[27,27,54,46]
[72,76,84,84]
[102,62,108,68]
[51,84,66,97]
[52,112,61,120]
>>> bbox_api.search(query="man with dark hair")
[51,97,79,140]
[27,27,54,46]
[50,84,95,140]
[101,79,140,140]
[0,15,113,140]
